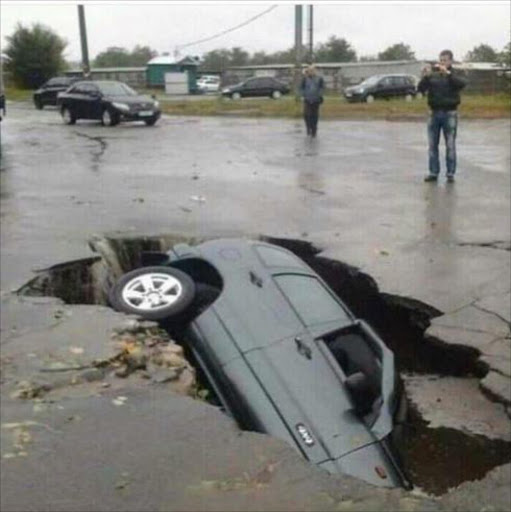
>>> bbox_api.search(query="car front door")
[81,84,103,119]
[62,84,88,117]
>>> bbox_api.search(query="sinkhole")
[16,233,511,496]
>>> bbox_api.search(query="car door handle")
[295,337,312,359]
[249,271,263,287]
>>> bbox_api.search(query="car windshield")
[359,76,381,87]
[97,82,137,96]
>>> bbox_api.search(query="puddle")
[15,233,511,496]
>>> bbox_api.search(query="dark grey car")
[108,238,411,489]
[33,76,80,109]
[344,74,418,103]
[57,80,161,126]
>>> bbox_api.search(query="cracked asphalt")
[1,101,510,511]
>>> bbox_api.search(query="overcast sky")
[1,1,510,64]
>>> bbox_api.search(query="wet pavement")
[1,101,510,511]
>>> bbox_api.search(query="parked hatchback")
[222,77,290,99]
[344,74,418,103]
[57,80,161,126]
[108,238,412,490]
[33,76,80,109]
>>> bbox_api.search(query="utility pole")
[307,5,314,64]
[294,4,303,101]
[77,5,90,77]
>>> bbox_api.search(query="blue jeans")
[427,110,458,176]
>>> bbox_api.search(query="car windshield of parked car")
[359,76,381,87]
[97,82,138,96]
[274,274,352,326]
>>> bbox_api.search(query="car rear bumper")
[318,435,412,489]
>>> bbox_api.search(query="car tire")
[108,266,196,321]
[61,106,76,125]
[405,94,413,102]
[34,99,43,110]
[365,94,375,103]
[101,109,118,127]
[272,90,282,99]
[416,92,423,99]
[144,117,158,126]
[231,92,241,100]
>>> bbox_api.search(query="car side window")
[72,84,88,94]
[248,78,264,87]
[380,77,392,87]
[82,84,100,96]
[274,274,352,326]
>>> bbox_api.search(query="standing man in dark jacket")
[300,65,325,138]
[418,49,467,183]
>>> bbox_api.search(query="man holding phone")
[418,50,468,183]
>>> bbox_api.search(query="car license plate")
[139,111,153,117]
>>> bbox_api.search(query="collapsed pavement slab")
[425,291,511,406]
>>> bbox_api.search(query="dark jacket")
[300,75,325,104]
[417,67,468,111]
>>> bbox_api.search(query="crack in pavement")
[458,241,511,252]
[472,303,511,329]
[73,132,108,169]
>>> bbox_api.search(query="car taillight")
[375,465,388,479]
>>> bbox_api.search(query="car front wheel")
[61,106,76,125]
[365,94,375,103]
[231,92,241,100]
[271,90,282,99]
[101,109,119,127]
[144,117,158,126]
[34,99,43,110]
[108,266,196,321]
[405,93,413,102]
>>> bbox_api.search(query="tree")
[4,23,67,88]
[315,36,357,62]
[199,49,233,71]
[359,55,378,62]
[378,43,415,61]
[229,47,249,67]
[93,45,157,67]
[250,51,272,65]
[499,42,511,67]
[130,45,158,66]
[464,44,500,62]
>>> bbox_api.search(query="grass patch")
[155,93,510,120]
[5,87,33,102]
[5,86,510,120]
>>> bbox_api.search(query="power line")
[177,5,279,51]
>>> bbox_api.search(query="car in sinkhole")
[108,238,412,489]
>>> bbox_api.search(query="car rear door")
[244,330,376,464]
[245,78,264,97]
[243,272,377,461]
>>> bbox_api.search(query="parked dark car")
[0,89,5,121]
[56,80,161,126]
[33,76,80,109]
[222,77,290,99]
[343,74,418,103]
[108,238,412,490]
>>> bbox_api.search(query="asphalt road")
[1,101,510,511]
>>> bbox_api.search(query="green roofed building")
[146,55,200,92]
